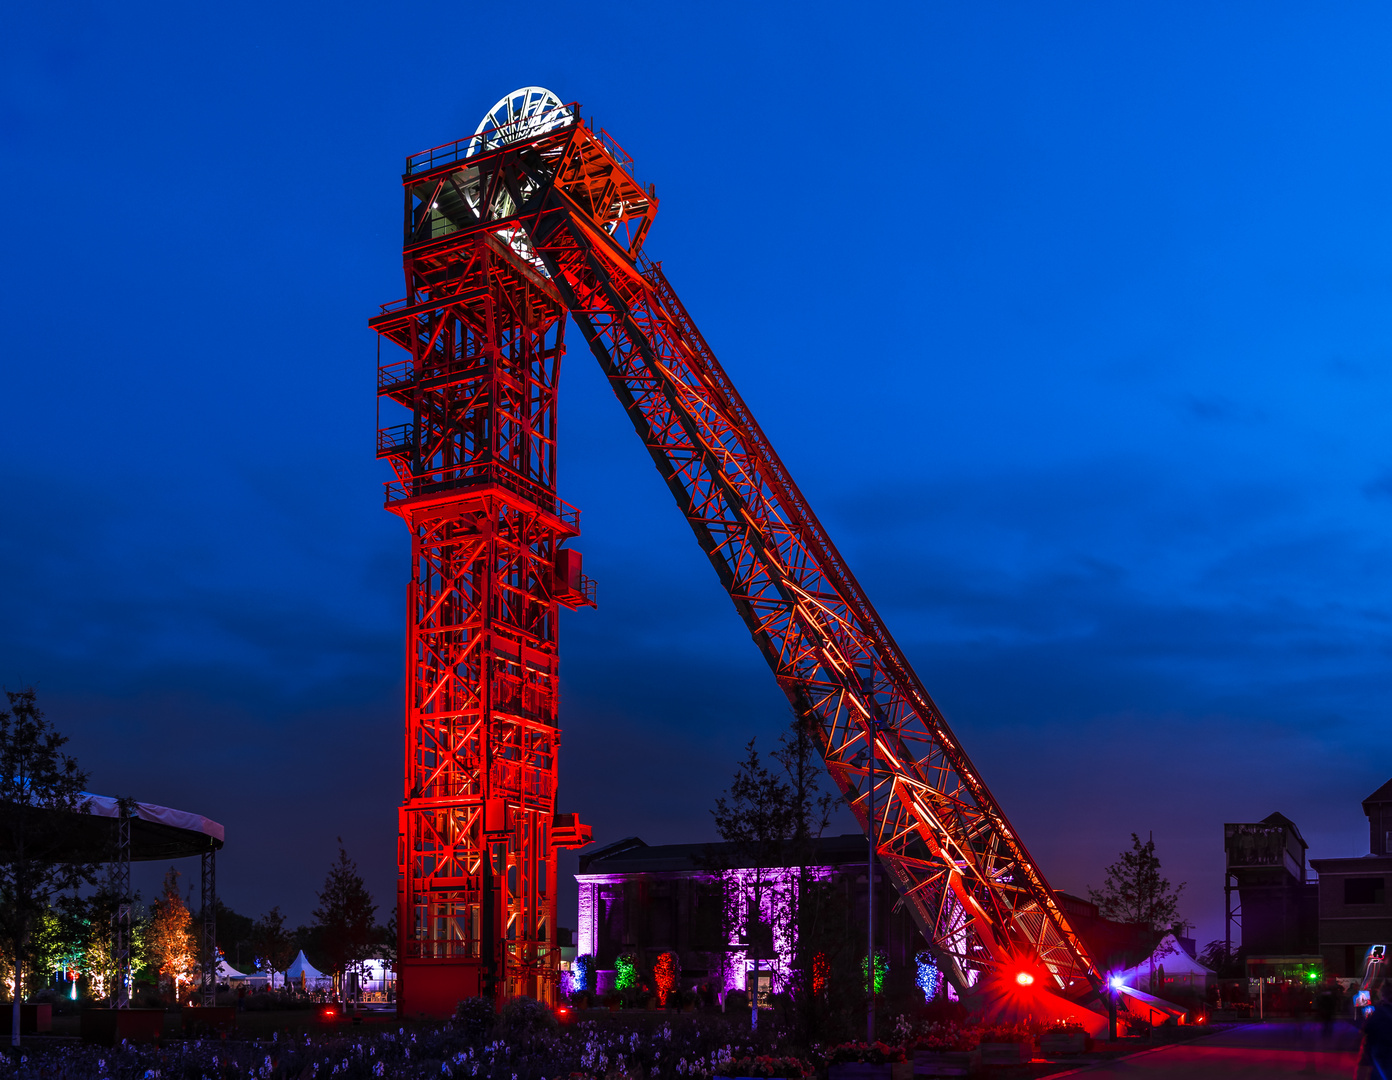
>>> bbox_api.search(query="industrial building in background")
[1226,777,1392,982]
[374,87,1101,1017]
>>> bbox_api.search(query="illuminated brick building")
[573,834,926,997]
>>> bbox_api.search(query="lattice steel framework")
[377,92,1101,1006]
[373,139,594,1013]
[200,846,217,1007]
[113,805,131,1009]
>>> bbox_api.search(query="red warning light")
[1015,972,1035,986]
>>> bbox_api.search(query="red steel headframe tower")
[371,88,594,1017]
[376,88,1103,1013]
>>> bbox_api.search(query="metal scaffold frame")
[113,803,132,1010]
[376,90,1100,1009]
[373,142,594,1013]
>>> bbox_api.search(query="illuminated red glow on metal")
[377,96,1099,1008]
[373,134,595,1015]
[1016,972,1035,986]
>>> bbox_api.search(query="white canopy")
[1113,933,1215,985]
[214,959,246,979]
[79,791,224,844]
[284,950,325,980]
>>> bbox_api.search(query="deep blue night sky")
[3,3,1391,947]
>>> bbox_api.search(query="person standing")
[1358,980,1392,1080]
[1316,978,1337,1039]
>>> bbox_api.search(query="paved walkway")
[1053,1021,1362,1077]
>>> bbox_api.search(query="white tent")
[215,959,247,980]
[1113,933,1215,991]
[284,950,325,980]
[278,950,332,989]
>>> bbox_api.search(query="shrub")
[454,995,496,1044]
[976,1023,1032,1044]
[908,1023,980,1052]
[716,1055,812,1078]
[498,996,557,1044]
[825,1042,907,1064]
[655,951,680,1001]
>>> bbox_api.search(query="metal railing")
[406,104,579,175]
[384,463,579,530]
[377,424,413,458]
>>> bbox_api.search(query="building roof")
[0,790,223,862]
[1261,811,1308,849]
[1310,853,1392,872]
[1363,778,1392,808]
[578,833,873,875]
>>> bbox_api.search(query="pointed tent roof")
[1113,933,1215,985]
[283,950,325,980]
[215,959,246,979]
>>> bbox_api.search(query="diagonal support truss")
[382,99,1100,1004]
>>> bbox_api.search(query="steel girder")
[544,118,1094,997]
[382,109,1099,1001]
[374,206,583,1009]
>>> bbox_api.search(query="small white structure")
[1112,933,1215,994]
[353,958,395,998]
[279,950,331,990]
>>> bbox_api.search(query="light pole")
[864,671,878,1045]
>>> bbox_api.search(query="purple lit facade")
[574,834,928,997]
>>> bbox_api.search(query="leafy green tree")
[311,841,378,994]
[0,689,99,1046]
[148,868,197,1001]
[201,899,254,973]
[772,712,835,1034]
[72,885,130,1000]
[251,906,296,985]
[27,903,82,994]
[711,738,796,1030]
[1088,833,1187,932]
[1197,939,1243,978]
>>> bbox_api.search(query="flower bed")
[716,1055,813,1078]
[907,1024,979,1053]
[825,1041,908,1064]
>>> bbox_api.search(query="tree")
[251,906,296,986]
[1088,833,1187,932]
[1197,939,1243,978]
[0,688,99,1046]
[203,900,255,973]
[312,840,378,995]
[772,711,835,1030]
[72,884,131,1000]
[711,739,796,1030]
[147,868,197,1002]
